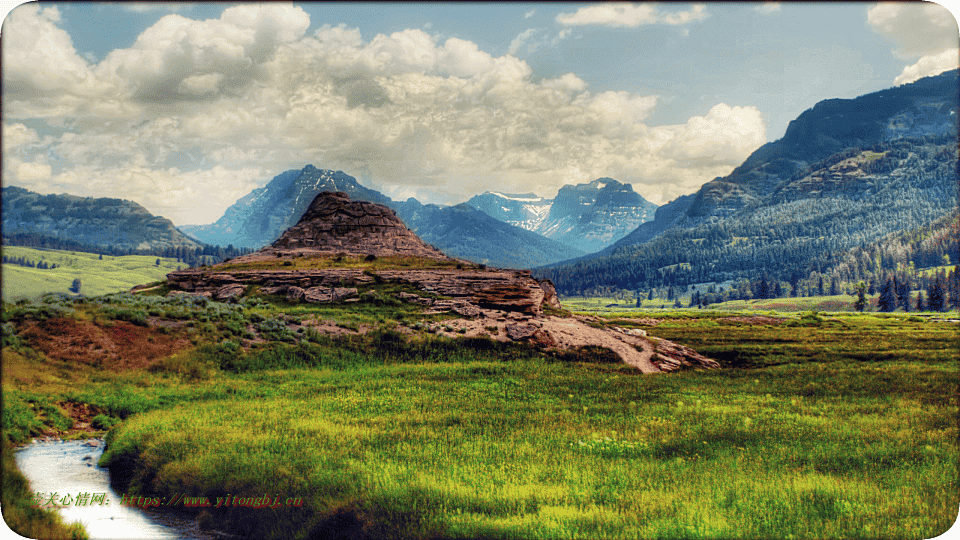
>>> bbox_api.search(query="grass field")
[1,246,182,300]
[565,294,960,316]
[2,289,957,539]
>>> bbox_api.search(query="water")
[14,439,226,540]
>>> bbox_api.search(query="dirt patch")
[18,317,192,371]
[57,401,108,437]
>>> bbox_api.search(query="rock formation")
[166,192,558,315]
[264,191,449,260]
[161,191,717,373]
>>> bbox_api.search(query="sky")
[2,1,958,226]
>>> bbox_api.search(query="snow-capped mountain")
[466,179,657,254]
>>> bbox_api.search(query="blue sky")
[2,2,958,225]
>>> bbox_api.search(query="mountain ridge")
[1,186,203,253]
[535,70,959,293]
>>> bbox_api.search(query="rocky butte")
[163,191,718,373]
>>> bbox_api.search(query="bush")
[91,414,121,430]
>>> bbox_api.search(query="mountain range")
[3,70,956,283]
[536,69,959,294]
[178,166,644,268]
[465,179,657,254]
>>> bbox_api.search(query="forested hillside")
[537,135,958,295]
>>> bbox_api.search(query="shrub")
[91,414,121,430]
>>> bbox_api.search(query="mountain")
[536,70,959,294]
[1,186,203,253]
[180,165,390,249]
[183,165,582,268]
[466,178,657,253]
[464,192,553,231]
[393,199,586,269]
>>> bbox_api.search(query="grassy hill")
[1,246,182,301]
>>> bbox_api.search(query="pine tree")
[927,277,946,312]
[854,281,867,312]
[878,279,897,312]
[916,290,925,312]
[948,267,960,309]
[69,278,82,294]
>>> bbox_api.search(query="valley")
[1,41,958,540]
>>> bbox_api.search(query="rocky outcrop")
[165,192,559,314]
[265,191,449,260]
[166,266,557,314]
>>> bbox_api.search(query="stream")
[14,439,229,540]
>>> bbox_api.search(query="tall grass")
[100,339,958,539]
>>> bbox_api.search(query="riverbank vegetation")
[2,289,957,539]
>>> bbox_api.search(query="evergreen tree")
[948,267,960,309]
[69,278,82,294]
[916,290,925,312]
[927,277,946,312]
[878,279,897,312]
[854,281,867,312]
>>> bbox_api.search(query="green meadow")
[1,288,957,539]
[1,246,182,301]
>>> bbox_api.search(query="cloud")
[119,3,189,14]
[524,9,536,19]
[894,48,960,85]
[867,2,958,59]
[755,3,781,15]
[1,4,102,103]
[556,3,708,28]
[508,28,573,56]
[3,8,764,225]
[654,103,767,167]
[868,2,959,85]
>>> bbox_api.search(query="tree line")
[1,255,60,270]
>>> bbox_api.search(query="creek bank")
[14,438,231,539]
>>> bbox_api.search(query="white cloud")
[867,2,958,59]
[894,48,959,85]
[3,8,765,224]
[556,3,708,28]
[524,9,536,19]
[868,2,959,85]
[1,4,101,101]
[119,3,189,14]
[755,3,781,15]
[2,123,41,151]
[654,103,767,167]
[509,28,539,55]
[508,27,573,56]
